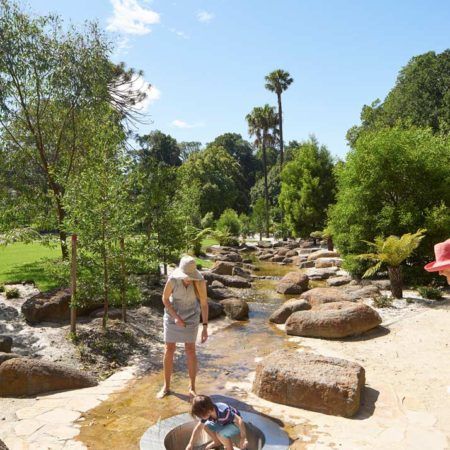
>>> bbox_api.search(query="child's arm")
[233,415,248,449]
[185,422,204,450]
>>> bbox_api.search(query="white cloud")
[107,0,160,35]
[197,10,215,23]
[112,75,160,112]
[172,119,204,129]
[116,36,132,55]
[169,27,189,39]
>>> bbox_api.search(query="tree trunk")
[102,220,109,330]
[70,234,77,335]
[278,93,284,168]
[55,197,69,259]
[327,236,334,251]
[388,266,403,299]
[120,237,127,323]
[262,141,270,237]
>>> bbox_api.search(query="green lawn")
[201,237,219,252]
[0,242,60,291]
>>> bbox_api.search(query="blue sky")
[26,0,450,158]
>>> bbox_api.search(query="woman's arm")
[162,280,185,326]
[195,280,209,343]
[185,421,204,450]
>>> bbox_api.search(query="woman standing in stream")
[156,255,209,399]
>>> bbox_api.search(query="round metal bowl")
[140,411,289,450]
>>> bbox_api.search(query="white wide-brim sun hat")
[171,255,204,280]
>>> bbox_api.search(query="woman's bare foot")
[188,387,197,398]
[156,387,171,399]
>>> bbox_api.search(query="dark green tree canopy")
[279,137,335,237]
[348,50,450,146]
[180,145,242,218]
[329,127,450,259]
[136,130,181,167]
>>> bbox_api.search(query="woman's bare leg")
[156,342,176,398]
[184,342,197,396]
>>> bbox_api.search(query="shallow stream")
[78,258,315,449]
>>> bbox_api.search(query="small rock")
[220,298,249,320]
[0,336,12,353]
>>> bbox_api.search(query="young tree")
[265,70,294,168]
[64,109,135,329]
[279,137,335,237]
[0,0,147,258]
[246,105,279,236]
[358,229,426,298]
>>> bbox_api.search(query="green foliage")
[341,254,373,279]
[180,146,242,218]
[207,133,259,212]
[328,128,450,260]
[0,285,4,292]
[239,213,253,239]
[358,229,426,277]
[0,0,145,258]
[216,209,241,237]
[136,131,181,167]
[251,198,266,239]
[348,50,450,145]
[211,229,239,247]
[279,137,336,237]
[373,295,393,308]
[186,227,212,257]
[417,286,443,300]
[250,164,281,207]
[5,287,20,299]
[200,212,215,230]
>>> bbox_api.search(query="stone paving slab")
[0,367,136,450]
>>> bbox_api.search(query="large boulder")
[275,248,290,256]
[220,298,249,321]
[203,272,251,289]
[253,349,365,417]
[304,267,338,280]
[0,352,20,366]
[276,272,309,295]
[285,301,382,338]
[21,288,100,324]
[307,249,340,261]
[206,300,225,320]
[0,358,97,397]
[269,299,311,324]
[315,257,343,268]
[215,252,242,263]
[301,287,353,306]
[327,275,352,287]
[271,255,285,262]
[298,260,315,269]
[232,266,252,280]
[207,285,234,300]
[211,261,235,276]
[285,250,298,257]
[0,336,12,353]
[343,285,380,300]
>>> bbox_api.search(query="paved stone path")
[0,367,135,450]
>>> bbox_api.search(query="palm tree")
[246,105,279,237]
[357,229,426,299]
[265,69,293,168]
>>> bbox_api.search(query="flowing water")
[78,258,317,449]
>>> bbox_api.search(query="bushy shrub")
[200,212,215,230]
[5,287,20,299]
[216,209,241,237]
[373,295,393,308]
[0,285,4,293]
[417,286,443,300]
[341,254,374,279]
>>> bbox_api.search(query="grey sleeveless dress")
[163,277,201,343]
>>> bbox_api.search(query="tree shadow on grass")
[2,259,60,291]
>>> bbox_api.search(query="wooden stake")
[70,234,77,335]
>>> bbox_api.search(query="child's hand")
[239,437,249,449]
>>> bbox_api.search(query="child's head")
[191,395,215,420]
